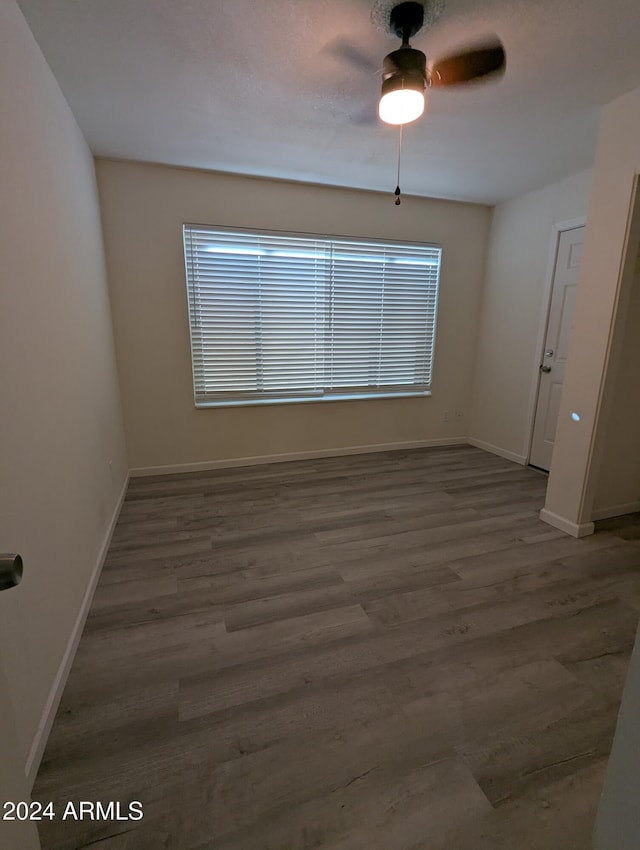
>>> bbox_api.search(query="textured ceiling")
[16,0,640,204]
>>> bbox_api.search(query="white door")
[0,647,41,849]
[530,225,585,471]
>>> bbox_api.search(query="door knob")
[0,554,23,591]
[540,365,552,373]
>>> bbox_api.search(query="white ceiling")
[16,0,640,204]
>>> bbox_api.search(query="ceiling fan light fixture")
[378,45,427,125]
[379,88,424,125]
[379,78,425,125]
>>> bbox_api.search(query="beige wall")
[468,169,593,463]
[96,160,491,471]
[591,250,640,518]
[0,0,127,774]
[543,84,640,532]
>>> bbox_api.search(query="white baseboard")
[130,438,468,477]
[539,508,595,538]
[466,437,527,466]
[25,472,130,788]
[591,501,640,521]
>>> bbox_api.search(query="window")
[183,224,441,407]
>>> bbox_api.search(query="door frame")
[524,216,587,466]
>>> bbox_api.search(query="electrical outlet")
[454,409,464,421]
[443,410,449,422]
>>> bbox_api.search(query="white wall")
[468,169,592,463]
[96,160,492,472]
[591,248,640,519]
[543,84,640,533]
[0,0,128,778]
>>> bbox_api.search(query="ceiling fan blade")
[429,41,505,87]
[322,37,379,73]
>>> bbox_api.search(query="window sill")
[195,391,432,409]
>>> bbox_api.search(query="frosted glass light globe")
[378,89,425,125]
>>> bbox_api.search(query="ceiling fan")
[332,0,506,126]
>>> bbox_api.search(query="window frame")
[182,223,442,409]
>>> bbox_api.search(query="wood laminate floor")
[33,446,640,849]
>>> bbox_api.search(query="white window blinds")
[183,225,441,407]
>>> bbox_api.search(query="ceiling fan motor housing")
[382,47,427,95]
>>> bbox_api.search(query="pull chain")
[394,123,403,206]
